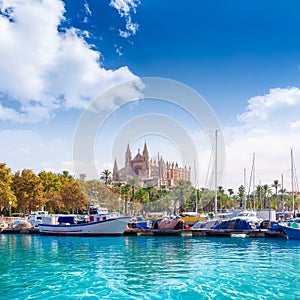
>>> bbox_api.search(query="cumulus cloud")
[221,87,300,191]
[110,0,140,38]
[238,87,300,130]
[0,0,138,123]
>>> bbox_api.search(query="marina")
[1,1,300,299]
[1,221,286,239]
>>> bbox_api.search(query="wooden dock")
[1,227,285,238]
[124,228,285,238]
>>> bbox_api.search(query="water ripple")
[1,235,300,299]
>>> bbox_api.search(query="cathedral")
[112,142,191,188]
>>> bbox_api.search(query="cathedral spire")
[125,143,132,163]
[113,158,118,173]
[143,142,149,158]
[113,158,120,181]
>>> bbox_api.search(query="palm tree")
[144,184,157,202]
[238,185,245,208]
[171,180,193,213]
[121,184,131,215]
[256,185,264,210]
[263,184,272,209]
[61,170,73,179]
[272,179,281,196]
[279,187,287,211]
[228,188,234,198]
[271,179,281,210]
[100,170,112,185]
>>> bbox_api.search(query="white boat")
[39,211,131,236]
[231,211,263,225]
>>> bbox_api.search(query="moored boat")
[180,212,207,226]
[280,226,300,240]
[39,217,131,236]
[279,221,300,240]
[39,207,131,236]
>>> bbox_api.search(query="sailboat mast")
[194,159,198,213]
[243,168,247,208]
[252,153,255,210]
[281,174,284,211]
[291,148,295,217]
[214,130,218,216]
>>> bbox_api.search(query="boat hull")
[39,217,130,236]
[281,225,300,240]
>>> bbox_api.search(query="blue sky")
[1,0,300,192]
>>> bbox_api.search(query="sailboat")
[180,161,206,226]
[280,149,300,240]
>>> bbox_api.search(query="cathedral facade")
[112,143,191,188]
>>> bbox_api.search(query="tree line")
[1,163,299,217]
[100,170,300,215]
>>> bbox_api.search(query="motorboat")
[231,211,263,225]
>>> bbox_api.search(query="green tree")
[272,179,281,196]
[263,184,272,209]
[38,171,62,213]
[228,188,234,198]
[144,184,158,202]
[121,184,132,215]
[12,169,44,215]
[238,185,245,208]
[61,170,73,179]
[135,188,148,204]
[255,185,264,210]
[171,179,193,213]
[271,179,281,210]
[100,169,112,185]
[61,178,86,214]
[0,163,16,214]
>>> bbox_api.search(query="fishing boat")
[39,207,130,236]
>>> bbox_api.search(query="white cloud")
[84,1,92,16]
[0,0,138,123]
[115,44,124,56]
[220,87,300,192]
[238,87,300,126]
[110,0,140,38]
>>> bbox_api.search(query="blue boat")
[280,223,300,240]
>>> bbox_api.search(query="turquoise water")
[0,235,299,299]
